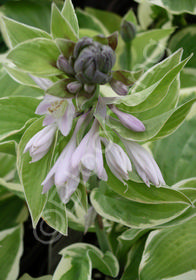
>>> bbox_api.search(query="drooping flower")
[71,119,108,182]
[41,115,87,203]
[122,139,165,187]
[102,138,132,183]
[24,124,56,163]
[109,105,145,132]
[35,94,75,136]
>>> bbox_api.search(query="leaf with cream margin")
[17,118,56,227]
[53,243,119,279]
[1,16,51,48]
[138,0,196,15]
[61,0,79,37]
[90,185,191,229]
[139,216,196,280]
[0,96,39,141]
[51,4,78,41]
[7,38,61,77]
[0,225,23,280]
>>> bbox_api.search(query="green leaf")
[53,243,119,279]
[7,38,61,77]
[172,178,196,203]
[130,28,174,69]
[134,78,179,120]
[0,96,39,141]
[3,65,39,88]
[51,4,78,41]
[0,65,43,97]
[85,7,121,33]
[139,216,196,280]
[0,225,23,280]
[169,26,196,69]
[1,16,51,48]
[151,115,196,185]
[90,185,190,229]
[76,9,109,36]
[180,68,196,89]
[117,55,189,113]
[123,9,138,26]
[42,188,68,236]
[19,275,52,280]
[0,140,16,156]
[18,118,56,227]
[0,191,26,230]
[143,0,196,14]
[121,237,146,280]
[152,97,196,140]
[61,0,79,37]
[105,166,191,205]
[0,0,51,33]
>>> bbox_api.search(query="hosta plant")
[0,0,196,279]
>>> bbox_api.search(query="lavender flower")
[122,139,165,187]
[110,105,145,132]
[35,94,75,136]
[102,138,132,183]
[41,115,87,203]
[71,119,107,182]
[24,124,56,163]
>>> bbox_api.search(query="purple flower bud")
[120,20,136,42]
[56,54,74,76]
[122,139,165,187]
[110,79,128,95]
[110,105,145,132]
[72,37,116,85]
[67,81,82,93]
[84,84,95,94]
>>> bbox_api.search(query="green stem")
[95,214,111,253]
[125,41,132,71]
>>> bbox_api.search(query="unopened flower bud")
[110,105,145,132]
[67,81,82,93]
[110,79,128,95]
[120,20,136,42]
[73,37,116,85]
[84,84,95,94]
[56,54,74,76]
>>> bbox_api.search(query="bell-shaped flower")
[122,139,165,187]
[102,138,132,184]
[24,124,56,163]
[41,115,87,204]
[35,94,75,136]
[110,105,145,132]
[71,119,107,182]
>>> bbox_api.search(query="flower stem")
[95,214,111,253]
